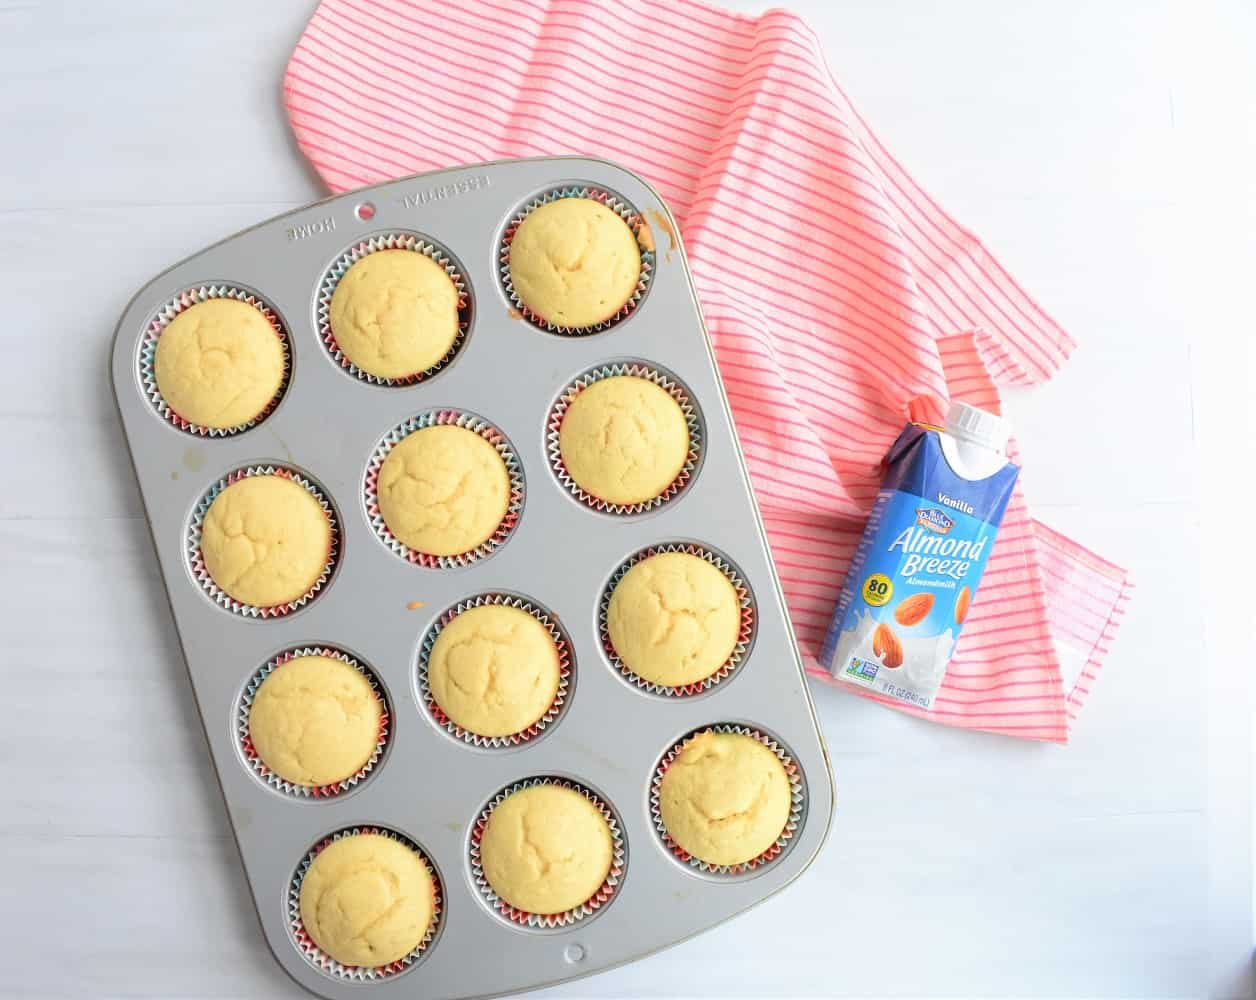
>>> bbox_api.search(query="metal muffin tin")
[110,156,835,1000]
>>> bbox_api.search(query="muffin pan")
[110,156,835,1000]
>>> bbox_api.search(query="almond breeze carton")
[821,403,1019,710]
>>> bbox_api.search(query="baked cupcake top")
[201,474,332,608]
[299,833,434,967]
[479,784,613,915]
[606,551,740,687]
[559,375,689,506]
[329,249,460,380]
[508,197,641,328]
[658,731,791,867]
[428,604,560,738]
[154,298,284,429]
[377,425,510,558]
[248,655,382,787]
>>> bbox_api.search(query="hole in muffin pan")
[315,230,474,387]
[184,463,343,620]
[649,723,808,883]
[137,283,293,438]
[497,182,655,337]
[414,592,575,751]
[235,644,392,802]
[354,200,376,221]
[467,775,627,934]
[288,825,445,982]
[362,409,525,569]
[546,359,706,518]
[597,541,758,699]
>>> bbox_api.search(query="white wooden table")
[2,2,1253,997]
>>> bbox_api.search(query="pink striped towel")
[283,0,1133,742]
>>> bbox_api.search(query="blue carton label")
[821,424,1019,709]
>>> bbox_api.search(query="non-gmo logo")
[915,508,954,534]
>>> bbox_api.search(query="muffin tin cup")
[139,284,291,437]
[288,825,443,982]
[468,777,626,930]
[186,465,340,619]
[499,185,654,336]
[315,231,472,386]
[238,646,390,800]
[363,410,524,569]
[547,361,704,516]
[599,542,757,697]
[650,724,806,878]
[417,594,573,749]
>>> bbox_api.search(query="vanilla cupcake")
[479,784,613,915]
[377,425,510,558]
[559,375,689,505]
[427,604,560,738]
[299,833,435,967]
[248,655,382,787]
[659,731,791,867]
[200,474,331,608]
[329,249,460,379]
[606,551,740,687]
[508,197,640,328]
[154,298,284,429]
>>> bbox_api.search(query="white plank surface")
[1,1,1252,997]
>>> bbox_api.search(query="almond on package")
[955,585,972,624]
[893,593,934,626]
[871,623,903,668]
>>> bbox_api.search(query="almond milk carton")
[821,403,1019,710]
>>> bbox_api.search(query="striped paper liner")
[547,361,703,516]
[138,284,291,436]
[650,724,806,877]
[288,826,442,982]
[364,410,523,569]
[315,231,472,386]
[417,593,572,749]
[499,185,654,335]
[599,542,756,697]
[186,465,339,619]
[238,646,389,800]
[469,777,625,930]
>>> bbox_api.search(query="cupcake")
[508,197,640,328]
[299,833,435,967]
[200,474,332,608]
[248,655,382,787]
[479,784,613,915]
[427,604,560,739]
[558,375,689,506]
[606,551,740,687]
[658,731,791,867]
[154,298,284,429]
[329,249,460,380]
[377,425,510,558]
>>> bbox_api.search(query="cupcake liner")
[650,724,806,877]
[138,284,291,436]
[316,231,472,386]
[364,410,524,569]
[499,185,654,336]
[599,543,756,697]
[417,594,572,749]
[186,465,340,619]
[288,825,442,982]
[238,646,389,799]
[547,361,703,516]
[469,777,626,930]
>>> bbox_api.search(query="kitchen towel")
[283,0,1133,742]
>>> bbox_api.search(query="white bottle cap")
[944,401,1010,454]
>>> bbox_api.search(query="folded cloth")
[283,0,1133,742]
